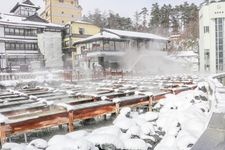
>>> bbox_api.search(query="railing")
[0,71,65,82]
[192,73,225,150]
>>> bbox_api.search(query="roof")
[74,31,123,45]
[22,0,35,5]
[65,20,98,27]
[103,28,168,41]
[23,13,49,23]
[71,20,95,25]
[0,13,63,28]
[10,0,40,13]
[176,51,198,57]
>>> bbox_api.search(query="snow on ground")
[2,81,211,150]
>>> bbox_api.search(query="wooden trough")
[0,80,197,144]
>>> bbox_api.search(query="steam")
[120,41,192,75]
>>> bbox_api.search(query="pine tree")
[149,3,161,32]
[133,11,141,31]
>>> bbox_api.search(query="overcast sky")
[1,0,203,17]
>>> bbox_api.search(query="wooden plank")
[0,97,28,103]
[68,111,74,132]
[0,123,6,145]
[45,95,71,101]
[72,101,114,111]
[0,95,20,99]
[73,104,116,121]
[36,93,64,98]
[8,112,68,134]
[0,103,46,114]
[25,91,52,96]
[0,100,35,108]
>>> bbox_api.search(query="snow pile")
[0,113,9,123]
[208,76,225,113]
[56,103,74,111]
[154,82,211,150]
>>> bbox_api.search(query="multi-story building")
[199,0,225,73]
[73,29,168,71]
[63,21,100,68]
[41,0,82,25]
[0,0,63,71]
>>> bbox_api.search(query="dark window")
[204,26,209,33]
[59,0,64,2]
[79,28,85,35]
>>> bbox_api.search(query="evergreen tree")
[149,3,161,31]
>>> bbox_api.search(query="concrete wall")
[199,2,225,73]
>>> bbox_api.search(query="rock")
[28,139,48,149]
[66,130,88,140]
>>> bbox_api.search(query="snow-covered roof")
[70,20,95,25]
[103,28,168,41]
[10,0,40,13]
[74,31,123,45]
[176,51,198,57]
[0,13,63,28]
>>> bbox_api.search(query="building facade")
[199,0,225,73]
[41,0,82,25]
[73,31,127,71]
[73,29,168,71]
[63,21,100,68]
[0,0,63,71]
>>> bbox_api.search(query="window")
[5,28,9,34]
[79,28,85,35]
[20,43,25,49]
[65,26,70,35]
[205,64,210,71]
[59,0,64,2]
[15,44,20,49]
[5,27,36,36]
[65,41,70,47]
[62,11,64,14]
[9,28,14,35]
[15,29,20,35]
[204,49,210,71]
[19,29,24,36]
[204,26,209,33]
[11,43,15,49]
[62,20,64,24]
[5,42,38,50]
[5,43,10,49]
[215,18,224,72]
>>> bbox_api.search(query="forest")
[82,2,199,52]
